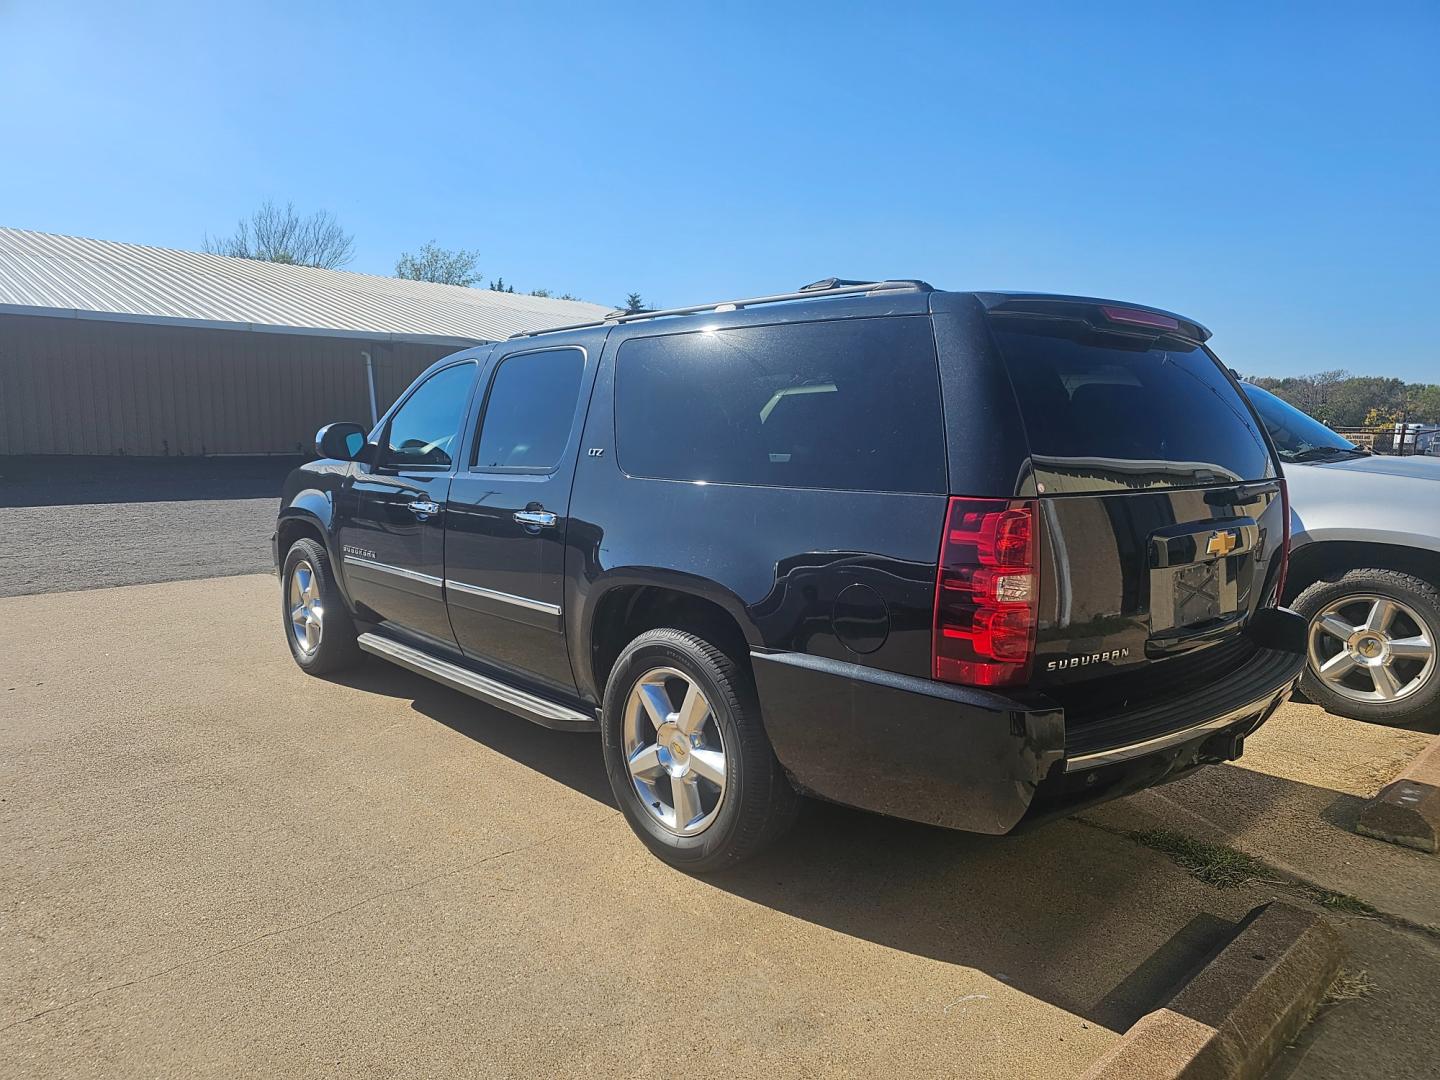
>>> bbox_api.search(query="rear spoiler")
[975,293,1212,344]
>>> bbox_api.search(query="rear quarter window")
[990,317,1274,492]
[614,317,946,494]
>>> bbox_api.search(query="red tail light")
[1275,479,1290,604]
[933,497,1039,688]
[1099,305,1180,331]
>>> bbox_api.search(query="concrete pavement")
[1,573,1302,1079]
[1080,697,1440,1079]
[1081,701,1440,929]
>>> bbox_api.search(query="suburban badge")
[1047,648,1131,672]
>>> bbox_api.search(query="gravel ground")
[0,456,299,596]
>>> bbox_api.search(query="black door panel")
[337,359,480,649]
[339,471,453,646]
[445,479,572,690]
[444,337,601,695]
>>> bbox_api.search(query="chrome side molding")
[444,578,561,616]
[342,555,443,589]
[356,633,595,732]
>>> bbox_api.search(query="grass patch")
[1306,888,1379,917]
[1129,828,1266,889]
[1324,968,1377,1005]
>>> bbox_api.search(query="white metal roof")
[0,227,612,346]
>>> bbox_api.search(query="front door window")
[384,363,477,469]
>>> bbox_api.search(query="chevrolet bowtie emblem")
[1206,530,1238,558]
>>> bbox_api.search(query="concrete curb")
[1356,735,1440,854]
[1080,902,1344,1080]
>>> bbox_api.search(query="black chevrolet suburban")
[274,279,1306,871]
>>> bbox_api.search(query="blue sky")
[2,1,1436,379]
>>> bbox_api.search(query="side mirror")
[315,422,369,461]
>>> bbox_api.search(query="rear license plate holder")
[1173,561,1223,626]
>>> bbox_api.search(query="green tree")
[489,277,516,293]
[1330,376,1405,426]
[394,242,482,286]
[1407,383,1440,423]
[622,292,646,313]
[1247,370,1440,429]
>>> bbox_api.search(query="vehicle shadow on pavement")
[328,660,619,807]
[330,656,1260,1033]
[1291,687,1439,735]
[706,800,1241,1031]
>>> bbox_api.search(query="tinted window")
[615,318,945,493]
[384,363,476,468]
[991,318,1273,491]
[473,348,585,470]
[1241,383,1359,461]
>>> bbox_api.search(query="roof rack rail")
[509,278,933,338]
[799,277,879,291]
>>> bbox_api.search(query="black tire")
[280,537,361,675]
[600,629,799,873]
[1291,568,1440,726]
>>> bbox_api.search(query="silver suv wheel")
[288,558,324,656]
[1308,593,1435,704]
[621,666,728,836]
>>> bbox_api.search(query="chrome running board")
[356,632,596,732]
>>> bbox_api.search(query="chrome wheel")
[1308,594,1435,704]
[288,559,324,655]
[621,667,728,836]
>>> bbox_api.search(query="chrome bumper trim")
[1063,697,1278,772]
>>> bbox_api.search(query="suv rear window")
[615,317,946,494]
[990,317,1274,492]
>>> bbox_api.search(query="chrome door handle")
[408,499,441,518]
[513,509,557,528]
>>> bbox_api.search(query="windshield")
[1241,383,1360,461]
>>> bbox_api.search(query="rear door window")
[615,317,946,494]
[990,317,1273,491]
[472,347,585,471]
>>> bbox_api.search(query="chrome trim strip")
[343,555,443,589]
[1063,702,1270,772]
[356,633,595,731]
[444,578,562,617]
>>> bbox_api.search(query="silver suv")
[1244,383,1439,726]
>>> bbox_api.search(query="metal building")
[0,228,610,455]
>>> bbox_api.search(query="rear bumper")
[750,609,1306,834]
[1061,643,1301,771]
